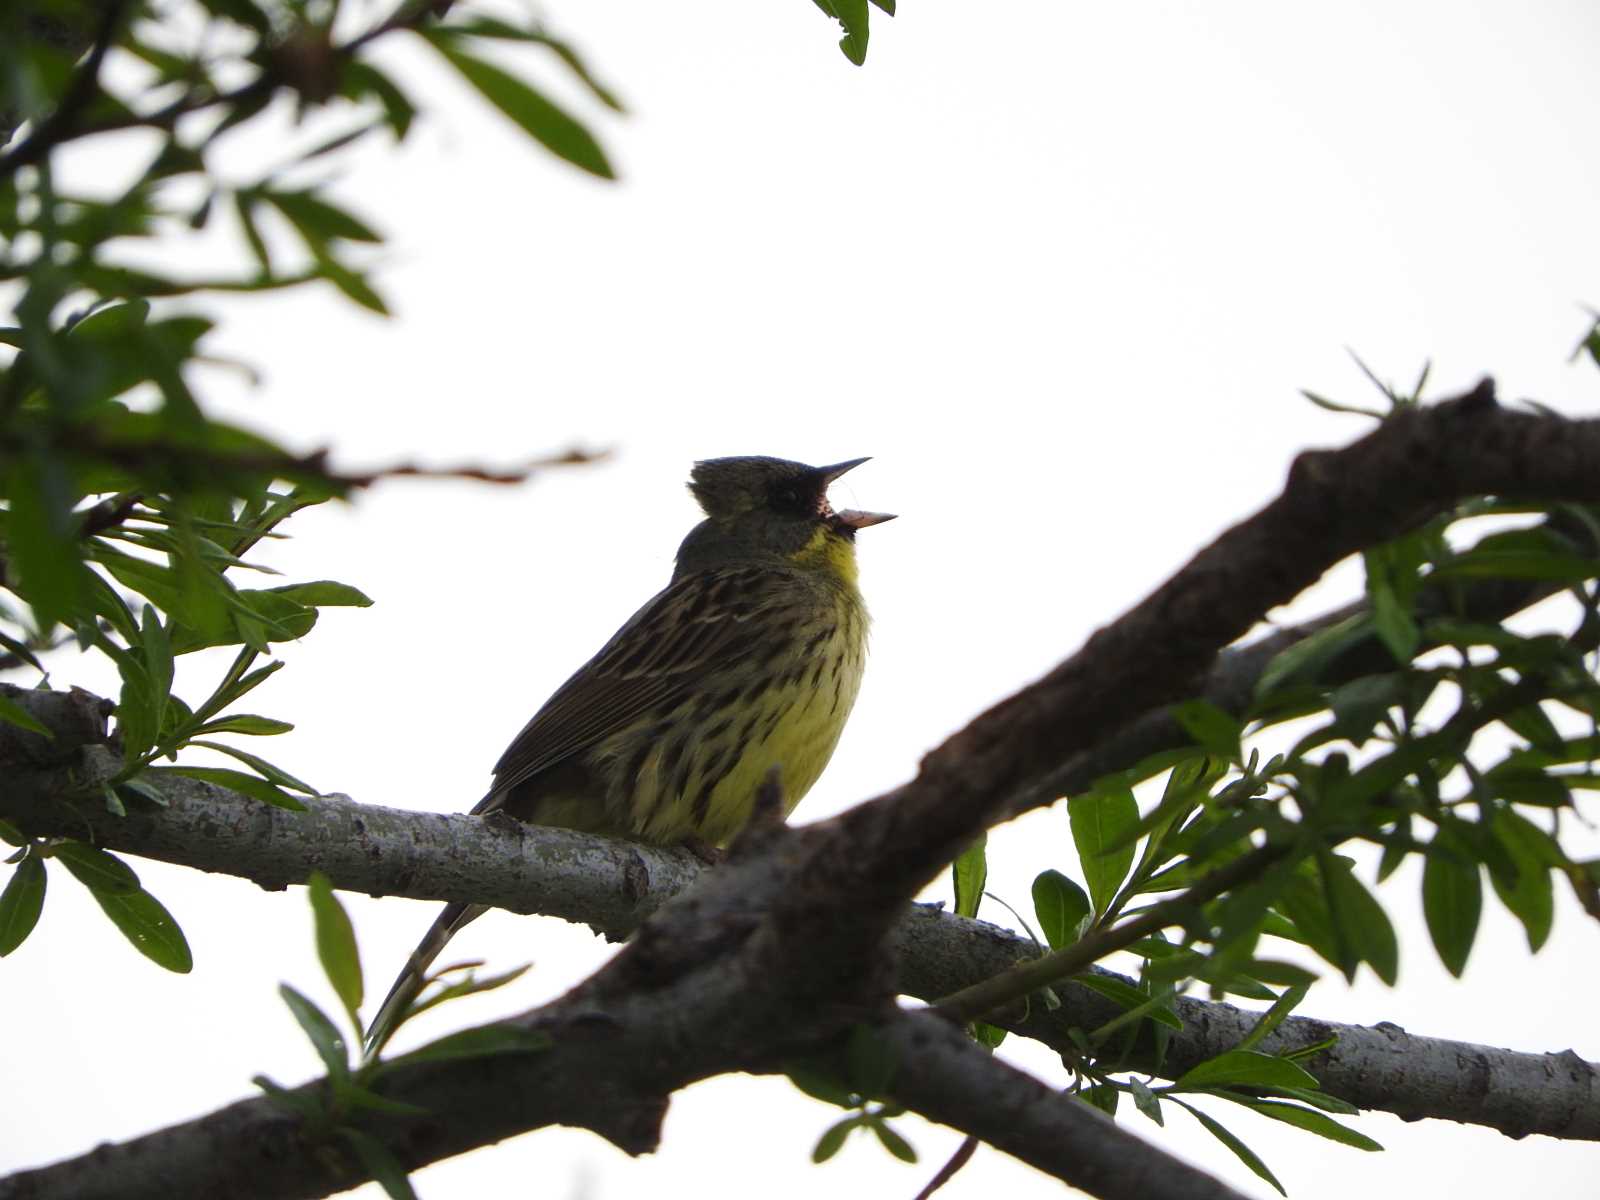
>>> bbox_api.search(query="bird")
[363,455,894,1057]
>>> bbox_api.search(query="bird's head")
[676,456,895,577]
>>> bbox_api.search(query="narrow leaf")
[0,856,47,955]
[951,835,986,919]
[308,871,363,1035]
[93,886,193,972]
[1175,1100,1286,1196]
[1422,835,1482,977]
[52,842,140,895]
[428,38,614,178]
[1175,1049,1318,1092]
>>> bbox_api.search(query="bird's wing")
[475,564,791,812]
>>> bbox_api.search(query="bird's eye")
[774,486,804,512]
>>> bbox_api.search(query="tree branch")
[5,687,1596,1141]
[880,1011,1256,1200]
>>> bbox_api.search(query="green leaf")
[308,872,363,1035]
[1082,1084,1119,1116]
[1239,1100,1383,1151]
[52,841,140,895]
[1422,833,1482,977]
[1031,869,1090,949]
[1068,786,1139,915]
[812,1116,857,1163]
[396,1024,552,1066]
[0,692,52,736]
[1236,984,1310,1052]
[427,37,615,178]
[951,834,986,919]
[155,765,307,811]
[139,603,173,732]
[1172,699,1243,761]
[869,1117,917,1163]
[1322,858,1398,985]
[252,1074,326,1123]
[8,455,93,631]
[280,983,349,1079]
[1174,1049,1318,1092]
[815,0,871,63]
[1489,809,1554,952]
[970,1021,1007,1049]
[1364,546,1419,664]
[93,886,193,972]
[1074,973,1183,1032]
[268,189,383,244]
[267,580,373,608]
[1174,1099,1285,1196]
[1254,614,1373,701]
[1130,1078,1164,1125]
[192,713,294,736]
[0,855,47,956]
[338,1127,418,1200]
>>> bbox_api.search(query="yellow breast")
[613,580,869,845]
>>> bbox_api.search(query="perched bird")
[364,455,894,1056]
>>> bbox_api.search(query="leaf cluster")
[942,488,1600,1189]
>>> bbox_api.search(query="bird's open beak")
[833,509,897,530]
[815,457,873,486]
[815,458,895,529]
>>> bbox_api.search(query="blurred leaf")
[1254,614,1372,702]
[951,834,986,919]
[1074,973,1183,1031]
[1130,1078,1164,1125]
[0,855,47,956]
[337,1128,417,1200]
[1068,787,1139,915]
[427,36,614,178]
[869,1118,917,1163]
[92,885,192,972]
[812,1117,856,1163]
[308,871,363,1035]
[267,189,383,245]
[1172,699,1242,761]
[1488,809,1556,952]
[1031,869,1090,949]
[1322,857,1398,985]
[970,1021,1007,1050]
[280,983,348,1079]
[0,692,52,736]
[1422,832,1482,978]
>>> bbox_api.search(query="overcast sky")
[8,2,1600,1198]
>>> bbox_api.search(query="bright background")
[6,2,1600,1197]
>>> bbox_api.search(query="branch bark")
[4,687,1597,1142]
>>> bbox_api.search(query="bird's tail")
[363,900,487,1060]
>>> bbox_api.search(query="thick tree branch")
[880,1011,1255,1200]
[5,692,1597,1141]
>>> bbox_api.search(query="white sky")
[6,2,1600,1198]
